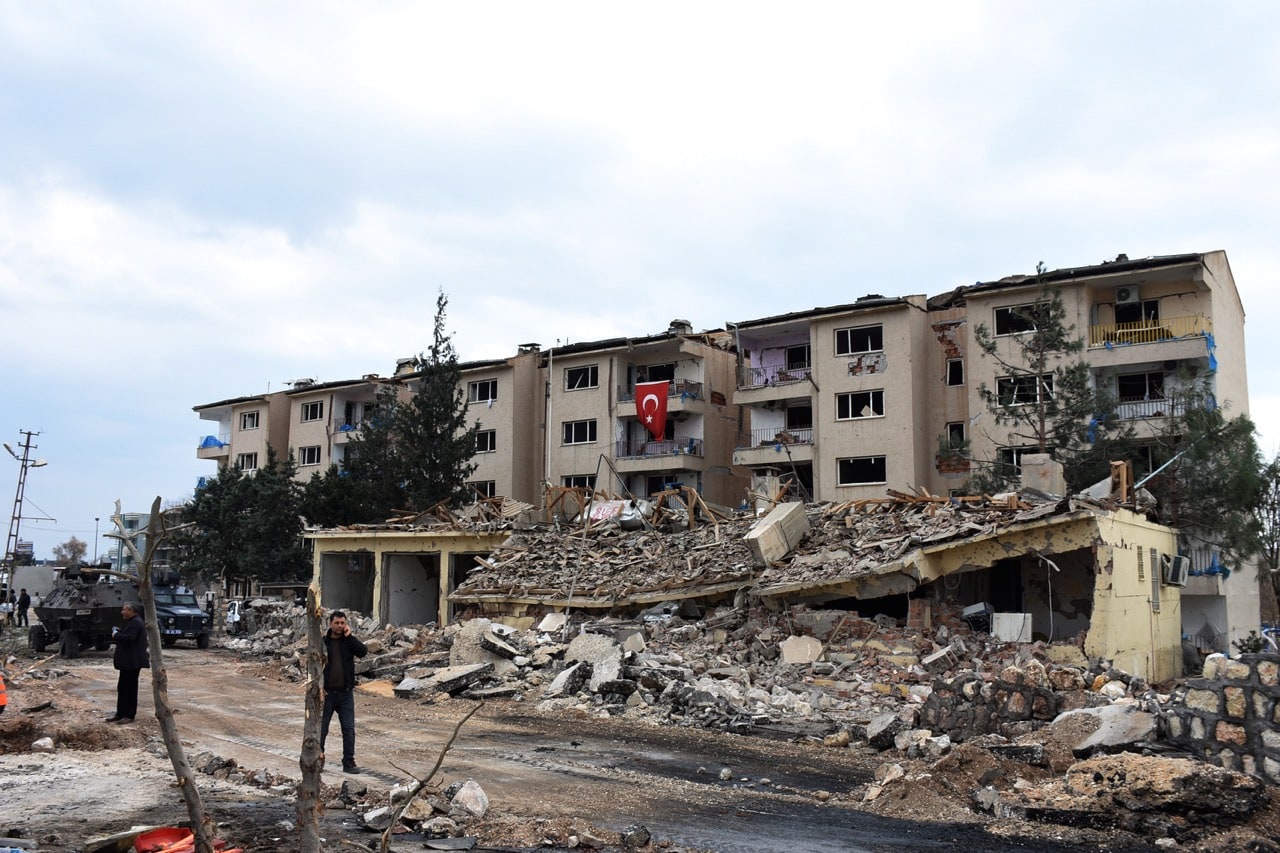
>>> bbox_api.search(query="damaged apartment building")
[193,250,1257,662]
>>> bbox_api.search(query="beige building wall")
[461,348,544,504]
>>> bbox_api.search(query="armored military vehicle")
[28,566,211,657]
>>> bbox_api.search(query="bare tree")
[296,587,326,851]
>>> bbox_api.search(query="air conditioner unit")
[1115,285,1140,306]
[1161,554,1190,587]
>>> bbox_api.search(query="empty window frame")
[1117,371,1165,402]
[236,452,258,471]
[240,411,260,431]
[945,421,966,447]
[994,304,1037,335]
[646,474,679,495]
[475,429,497,453]
[565,365,599,390]
[1115,299,1160,326]
[786,404,813,430]
[837,455,887,485]
[834,324,884,356]
[996,374,1054,406]
[836,389,885,420]
[562,474,596,490]
[562,419,597,445]
[996,446,1041,476]
[785,344,811,370]
[298,445,322,466]
[301,401,324,422]
[468,480,497,498]
[946,359,964,386]
[468,379,498,403]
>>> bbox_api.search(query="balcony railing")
[197,433,230,449]
[738,363,812,390]
[1088,314,1212,348]
[332,417,363,434]
[617,378,704,403]
[1115,397,1185,421]
[615,437,704,459]
[735,426,815,449]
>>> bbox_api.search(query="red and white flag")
[635,381,669,440]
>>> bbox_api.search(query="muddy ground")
[1,639,1278,852]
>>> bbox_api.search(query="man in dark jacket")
[108,603,149,724]
[320,610,368,773]
[15,589,30,627]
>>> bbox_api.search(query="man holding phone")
[320,610,368,774]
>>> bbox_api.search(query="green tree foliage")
[1254,452,1280,614]
[971,278,1132,493]
[342,291,479,519]
[175,448,308,583]
[51,536,88,566]
[1138,377,1263,572]
[299,465,375,527]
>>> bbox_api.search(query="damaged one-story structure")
[308,463,1190,682]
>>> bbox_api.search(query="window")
[468,379,498,403]
[1115,299,1160,326]
[946,359,964,386]
[786,344,811,370]
[837,456,887,485]
[240,411,260,431]
[562,419,597,445]
[836,389,885,420]
[236,452,258,471]
[301,401,323,422]
[1117,371,1165,401]
[565,365,599,390]
[835,325,883,356]
[475,429,496,453]
[994,304,1037,335]
[562,474,596,490]
[468,480,496,498]
[996,374,1053,406]
[945,421,966,448]
[646,475,679,495]
[786,404,812,430]
[298,446,322,466]
[639,363,676,382]
[996,446,1042,476]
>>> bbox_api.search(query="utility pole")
[3,430,49,594]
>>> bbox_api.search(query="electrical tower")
[3,430,47,593]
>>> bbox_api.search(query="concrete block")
[745,501,809,565]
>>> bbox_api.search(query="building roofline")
[728,295,917,330]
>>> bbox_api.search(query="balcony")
[332,417,363,444]
[1114,396,1185,421]
[737,363,812,390]
[732,427,815,468]
[1088,314,1212,348]
[196,434,230,460]
[617,378,704,404]
[613,437,707,474]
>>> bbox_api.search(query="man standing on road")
[320,610,367,774]
[108,603,149,724]
[15,589,30,628]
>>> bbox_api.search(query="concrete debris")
[1051,703,1157,757]
[449,780,489,819]
[31,737,55,753]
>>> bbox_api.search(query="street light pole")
[3,429,49,594]
[94,517,100,564]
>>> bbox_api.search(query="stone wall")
[1161,652,1280,782]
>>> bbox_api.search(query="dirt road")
[0,647,1096,852]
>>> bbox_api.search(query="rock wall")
[1161,651,1280,782]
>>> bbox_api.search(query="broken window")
[475,430,496,453]
[946,359,964,386]
[785,344,811,370]
[301,401,324,422]
[837,455,886,485]
[835,324,883,356]
[1117,371,1164,401]
[1115,298,1160,326]
[468,480,496,498]
[236,452,258,471]
[298,445,322,466]
[562,474,595,490]
[240,410,260,431]
[786,404,812,430]
[996,374,1053,406]
[996,446,1042,476]
[562,419,597,445]
[945,421,966,447]
[468,379,498,403]
[646,475,679,494]
[994,304,1037,335]
[565,365,599,390]
[836,389,885,420]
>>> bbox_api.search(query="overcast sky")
[2,1,1279,562]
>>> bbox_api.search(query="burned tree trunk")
[296,586,326,852]
[114,498,215,852]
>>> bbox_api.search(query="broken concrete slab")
[1051,703,1157,757]
[745,501,809,566]
[779,635,822,664]
[479,631,523,659]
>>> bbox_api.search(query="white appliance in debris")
[991,612,1033,643]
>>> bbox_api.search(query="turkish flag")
[635,381,669,440]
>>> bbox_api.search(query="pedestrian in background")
[319,610,368,773]
[108,603,149,724]
[16,588,30,627]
